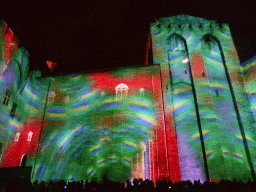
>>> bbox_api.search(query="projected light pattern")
[0,22,161,182]
[0,34,161,184]
[2,15,256,184]
[151,14,256,182]
[241,55,256,175]
[31,70,159,182]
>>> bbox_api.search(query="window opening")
[3,89,11,106]
[10,103,17,118]
[27,131,33,141]
[115,83,129,99]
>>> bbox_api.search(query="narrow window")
[10,103,17,118]
[3,89,11,106]
[15,132,20,141]
[202,71,205,77]
[27,131,33,141]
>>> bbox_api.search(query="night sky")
[2,0,256,75]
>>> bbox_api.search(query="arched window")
[115,83,129,99]
[15,132,20,141]
[201,35,218,51]
[27,131,33,141]
[3,89,11,106]
[168,34,186,52]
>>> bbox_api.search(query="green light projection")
[151,14,256,182]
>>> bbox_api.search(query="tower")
[151,14,256,182]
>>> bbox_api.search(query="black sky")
[2,0,256,75]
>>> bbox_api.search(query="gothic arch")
[167,32,210,181]
[201,33,222,51]
[167,33,186,43]
[201,33,220,45]
[201,33,256,180]
[167,33,188,52]
[20,154,27,167]
[167,33,190,86]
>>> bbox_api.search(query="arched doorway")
[20,154,27,167]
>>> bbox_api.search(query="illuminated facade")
[151,14,256,182]
[1,15,256,183]
[0,20,162,183]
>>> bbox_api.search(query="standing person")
[48,181,54,192]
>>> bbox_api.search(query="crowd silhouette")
[1,176,256,192]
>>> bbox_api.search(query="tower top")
[151,14,228,30]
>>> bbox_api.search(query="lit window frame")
[27,131,33,141]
